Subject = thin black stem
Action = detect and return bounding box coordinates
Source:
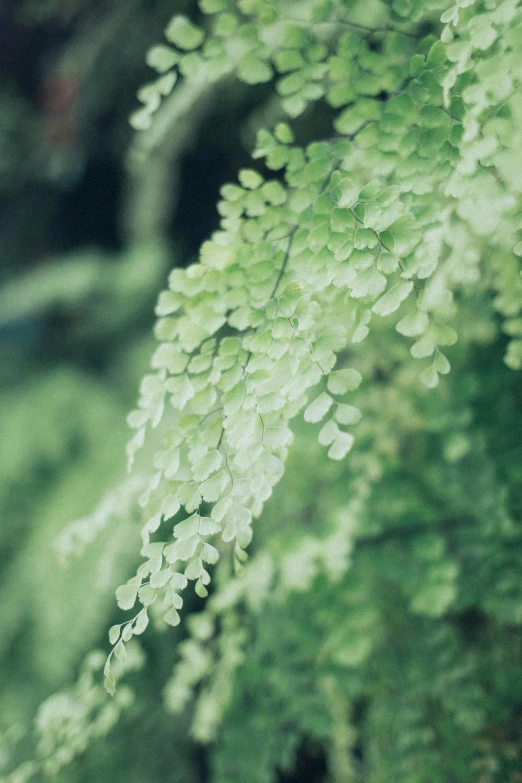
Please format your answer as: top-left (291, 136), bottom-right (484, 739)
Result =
top-left (348, 207), bottom-right (419, 298)
top-left (270, 226), bottom-right (298, 298)
top-left (282, 14), bottom-right (420, 40)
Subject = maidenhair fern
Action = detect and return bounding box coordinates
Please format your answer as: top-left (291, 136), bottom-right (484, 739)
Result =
top-left (3, 2), bottom-right (522, 782)
top-left (104, 0), bottom-right (522, 692)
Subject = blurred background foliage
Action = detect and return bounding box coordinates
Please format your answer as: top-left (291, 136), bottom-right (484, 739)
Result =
top-left (1, 1), bottom-right (522, 782)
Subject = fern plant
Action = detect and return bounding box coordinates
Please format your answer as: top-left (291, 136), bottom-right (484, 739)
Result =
top-left (2, 1), bottom-right (522, 781)
top-left (106, 0), bottom-right (522, 680)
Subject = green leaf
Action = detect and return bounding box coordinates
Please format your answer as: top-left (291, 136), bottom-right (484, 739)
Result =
top-left (211, 496), bottom-right (233, 524)
top-left (304, 392), bottom-right (333, 423)
top-left (254, 128), bottom-right (276, 156)
top-left (396, 309), bottom-right (429, 336)
top-left (411, 336), bottom-right (436, 358)
top-left (359, 180), bottom-right (381, 201)
top-left (137, 84), bottom-right (161, 109)
top-left (354, 228), bottom-right (378, 249)
top-left (223, 380), bottom-right (246, 415)
top-left (138, 584), bottom-right (156, 607)
top-left (378, 228), bottom-right (394, 251)
top-left (449, 96), bottom-right (465, 120)
top-left (236, 523), bottom-right (253, 548)
top-left (435, 351), bottom-right (451, 374)
top-left (318, 418), bottom-right (339, 446)
top-left (122, 623), bottom-right (134, 642)
top-left (170, 572), bottom-right (188, 590)
top-left (274, 49), bottom-right (306, 73)
top-left (334, 404), bottom-right (362, 425)
top-left (282, 24), bottom-right (308, 48)
top-left (376, 251), bottom-right (400, 274)
top-left (162, 495), bottom-right (181, 520)
top-left (261, 181), bottom-right (286, 205)
top-left (311, 0), bottom-right (334, 22)
top-left (164, 607), bottom-right (181, 626)
top-left (150, 569), bottom-right (171, 588)
top-left (375, 186), bottom-right (400, 206)
top-left (199, 516), bottom-right (222, 535)
top-left (193, 449), bottom-right (223, 482)
top-left (114, 640), bottom-right (127, 662)
top-left (165, 15), bottom-right (204, 50)
top-left (166, 535), bottom-right (200, 562)
top-left (142, 542), bottom-right (164, 573)
top-left (418, 283), bottom-right (453, 314)
top-left (195, 579), bottom-right (209, 598)
top-left (201, 543), bottom-right (220, 564)
top-left (104, 673), bottom-right (116, 697)
top-left (432, 323), bottom-right (458, 346)
top-left (133, 609), bottom-right (149, 635)
top-left (274, 122), bottom-right (294, 144)
top-left (238, 168), bottom-right (263, 189)
top-left (222, 519), bottom-right (238, 543)
top-left (327, 83), bottom-right (355, 108)
top-left (174, 514), bottom-right (201, 541)
top-left (409, 53), bottom-right (425, 77)
top-left (238, 52), bottom-right (273, 84)
top-left (249, 330), bottom-right (272, 353)
top-left (328, 431), bottom-right (355, 460)
top-left (116, 579), bottom-right (139, 611)
top-left (388, 215), bottom-right (419, 255)
top-left (277, 71), bottom-right (306, 96)
top-left (281, 94), bottom-right (307, 118)
top-left (263, 425), bottom-right (293, 448)
top-left (200, 470), bottom-right (229, 502)
top-left (330, 208), bottom-right (356, 233)
top-left (155, 72), bottom-right (177, 96)
top-left (334, 99), bottom-right (380, 135)
top-left (468, 15), bottom-right (497, 49)
top-left (179, 51), bottom-right (206, 79)
top-left (109, 625), bottom-right (120, 645)
top-left (266, 146), bottom-right (290, 176)
top-left (178, 481), bottom-right (201, 513)
top-left (156, 290), bottom-right (184, 316)
top-left (327, 369), bottom-right (362, 395)
top-left (167, 591), bottom-right (184, 610)
top-left (185, 557), bottom-right (204, 580)
top-left (417, 105), bottom-right (450, 129)
top-left (372, 281), bottom-right (414, 316)
top-left (313, 193), bottom-right (333, 215)
top-left (350, 266), bottom-right (386, 299)
top-left (505, 340), bottom-right (522, 370)
top-left (220, 183), bottom-right (244, 202)
top-left (308, 223), bottom-right (330, 251)
top-left (152, 344), bottom-right (189, 374)
top-left (337, 178), bottom-right (359, 208)
top-left (146, 45), bottom-right (179, 73)
top-left (426, 40), bottom-right (446, 66)
top-left (420, 362), bottom-right (439, 388)
top-left (385, 94), bottom-right (416, 121)
top-left (129, 107), bottom-right (153, 131)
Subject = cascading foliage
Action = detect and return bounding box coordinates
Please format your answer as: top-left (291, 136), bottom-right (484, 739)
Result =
top-left (105, 0), bottom-right (522, 689)
top-left (3, 1), bottom-right (522, 782)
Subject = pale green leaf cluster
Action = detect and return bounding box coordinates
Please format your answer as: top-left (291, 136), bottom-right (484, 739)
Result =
top-left (0, 648), bottom-right (142, 783)
top-left (101, 0), bottom-right (522, 690)
top-left (2, 2), bottom-right (522, 779)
